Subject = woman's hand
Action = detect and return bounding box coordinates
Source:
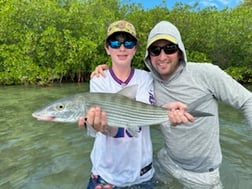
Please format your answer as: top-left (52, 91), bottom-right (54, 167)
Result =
top-left (78, 106), bottom-right (118, 136)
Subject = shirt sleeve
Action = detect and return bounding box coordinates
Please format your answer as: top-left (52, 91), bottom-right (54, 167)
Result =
top-left (204, 64), bottom-right (252, 128)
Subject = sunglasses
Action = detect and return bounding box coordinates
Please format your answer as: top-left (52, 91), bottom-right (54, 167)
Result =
top-left (108, 40), bottom-right (136, 49)
top-left (148, 44), bottom-right (179, 56)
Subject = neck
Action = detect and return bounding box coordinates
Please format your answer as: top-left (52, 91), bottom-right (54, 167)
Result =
top-left (111, 65), bottom-right (132, 81)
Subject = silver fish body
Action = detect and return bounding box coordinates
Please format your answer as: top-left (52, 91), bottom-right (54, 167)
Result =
top-left (32, 85), bottom-right (213, 128)
top-left (32, 91), bottom-right (169, 128)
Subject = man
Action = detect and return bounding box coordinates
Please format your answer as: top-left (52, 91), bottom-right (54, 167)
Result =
top-left (88, 20), bottom-right (252, 189)
top-left (143, 20), bottom-right (252, 189)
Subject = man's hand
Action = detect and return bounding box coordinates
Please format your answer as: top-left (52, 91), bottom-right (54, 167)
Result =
top-left (90, 64), bottom-right (109, 79)
top-left (162, 102), bottom-right (194, 126)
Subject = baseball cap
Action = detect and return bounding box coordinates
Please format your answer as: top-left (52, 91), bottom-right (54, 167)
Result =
top-left (147, 34), bottom-right (177, 48)
top-left (106, 20), bottom-right (137, 41)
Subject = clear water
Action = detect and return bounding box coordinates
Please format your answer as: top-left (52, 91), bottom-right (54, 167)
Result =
top-left (0, 83), bottom-right (251, 189)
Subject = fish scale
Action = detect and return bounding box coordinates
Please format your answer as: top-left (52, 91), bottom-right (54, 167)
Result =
top-left (83, 92), bottom-right (169, 127)
top-left (32, 85), bottom-right (213, 129)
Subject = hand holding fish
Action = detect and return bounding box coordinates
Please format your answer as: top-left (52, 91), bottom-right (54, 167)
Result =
top-left (78, 106), bottom-right (118, 136)
top-left (162, 102), bottom-right (195, 126)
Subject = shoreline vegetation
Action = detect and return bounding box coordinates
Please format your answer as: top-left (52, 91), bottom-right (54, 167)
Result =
top-left (0, 0), bottom-right (251, 86)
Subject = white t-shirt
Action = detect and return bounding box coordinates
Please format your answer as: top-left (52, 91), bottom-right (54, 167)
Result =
top-left (89, 68), bottom-right (155, 187)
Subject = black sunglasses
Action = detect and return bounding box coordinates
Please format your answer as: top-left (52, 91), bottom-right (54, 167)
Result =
top-left (108, 40), bottom-right (136, 49)
top-left (148, 44), bottom-right (179, 56)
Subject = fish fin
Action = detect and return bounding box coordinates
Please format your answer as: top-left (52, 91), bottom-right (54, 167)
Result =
top-left (187, 94), bottom-right (214, 117)
top-left (117, 85), bottom-right (138, 99)
top-left (86, 125), bottom-right (97, 137)
top-left (189, 110), bottom-right (214, 117)
top-left (187, 94), bottom-right (213, 112)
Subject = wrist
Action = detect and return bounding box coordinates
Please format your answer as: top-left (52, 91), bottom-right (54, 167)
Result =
top-left (102, 125), bottom-right (118, 137)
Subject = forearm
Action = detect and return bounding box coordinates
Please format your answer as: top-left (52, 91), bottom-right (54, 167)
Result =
top-left (241, 97), bottom-right (252, 128)
top-left (102, 125), bottom-right (118, 137)
top-left (86, 123), bottom-right (118, 137)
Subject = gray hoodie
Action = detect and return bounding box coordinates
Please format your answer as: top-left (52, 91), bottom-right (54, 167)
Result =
top-left (144, 21), bottom-right (252, 172)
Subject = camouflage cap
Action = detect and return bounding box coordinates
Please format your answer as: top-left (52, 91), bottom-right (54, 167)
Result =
top-left (106, 20), bottom-right (137, 40)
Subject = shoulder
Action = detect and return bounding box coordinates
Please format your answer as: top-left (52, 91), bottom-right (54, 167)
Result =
top-left (133, 69), bottom-right (153, 85)
top-left (91, 70), bottom-right (111, 82)
top-left (90, 70), bottom-right (112, 92)
top-left (184, 63), bottom-right (234, 90)
top-left (186, 62), bottom-right (224, 76)
top-left (131, 69), bottom-right (154, 103)
top-left (187, 62), bottom-right (219, 70)
top-left (134, 69), bottom-right (150, 74)
top-left (134, 69), bottom-right (152, 78)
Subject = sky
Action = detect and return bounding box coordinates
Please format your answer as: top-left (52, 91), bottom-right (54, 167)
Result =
top-left (125, 0), bottom-right (243, 10)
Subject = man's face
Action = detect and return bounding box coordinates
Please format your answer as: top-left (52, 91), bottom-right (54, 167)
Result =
top-left (149, 39), bottom-right (180, 80)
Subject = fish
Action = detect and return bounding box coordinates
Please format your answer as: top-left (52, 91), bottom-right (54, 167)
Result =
top-left (32, 85), bottom-right (213, 129)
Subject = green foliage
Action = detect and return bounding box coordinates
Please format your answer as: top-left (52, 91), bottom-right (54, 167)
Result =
top-left (186, 50), bottom-right (211, 63)
top-left (0, 0), bottom-right (251, 85)
top-left (225, 66), bottom-right (252, 84)
top-left (240, 0), bottom-right (252, 7)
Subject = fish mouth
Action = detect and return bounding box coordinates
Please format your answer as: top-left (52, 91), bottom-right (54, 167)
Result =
top-left (32, 113), bottom-right (56, 121)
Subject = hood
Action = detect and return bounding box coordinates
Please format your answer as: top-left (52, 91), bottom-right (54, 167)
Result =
top-left (144, 21), bottom-right (187, 81)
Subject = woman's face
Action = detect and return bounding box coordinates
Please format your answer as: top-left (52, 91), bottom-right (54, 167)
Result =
top-left (105, 34), bottom-right (137, 67)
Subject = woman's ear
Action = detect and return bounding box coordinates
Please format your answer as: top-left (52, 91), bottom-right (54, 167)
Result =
top-left (105, 45), bottom-right (110, 55)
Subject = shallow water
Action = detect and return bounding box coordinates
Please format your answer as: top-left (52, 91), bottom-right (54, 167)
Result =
top-left (0, 83), bottom-right (251, 189)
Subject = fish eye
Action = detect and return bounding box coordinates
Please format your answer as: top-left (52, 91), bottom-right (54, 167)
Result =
top-left (56, 104), bottom-right (65, 111)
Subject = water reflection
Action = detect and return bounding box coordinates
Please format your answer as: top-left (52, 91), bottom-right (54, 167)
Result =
top-left (0, 84), bottom-right (251, 189)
